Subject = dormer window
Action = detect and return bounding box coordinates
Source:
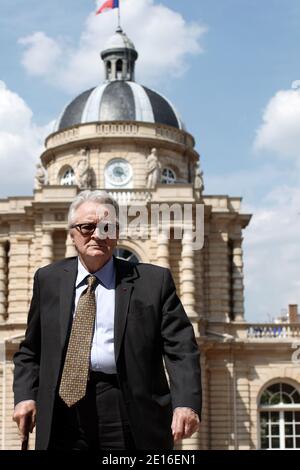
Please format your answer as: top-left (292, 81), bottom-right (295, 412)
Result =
top-left (161, 167), bottom-right (176, 184)
top-left (116, 59), bottom-right (123, 80)
top-left (60, 167), bottom-right (75, 186)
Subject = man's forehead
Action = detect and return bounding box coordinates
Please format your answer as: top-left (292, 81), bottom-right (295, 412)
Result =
top-left (76, 202), bottom-right (117, 220)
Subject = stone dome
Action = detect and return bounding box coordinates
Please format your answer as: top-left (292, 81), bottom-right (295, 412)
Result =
top-left (53, 28), bottom-right (185, 133)
top-left (53, 81), bottom-right (185, 132)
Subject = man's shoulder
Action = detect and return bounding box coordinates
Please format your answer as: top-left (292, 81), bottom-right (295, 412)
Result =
top-left (36, 257), bottom-right (77, 277)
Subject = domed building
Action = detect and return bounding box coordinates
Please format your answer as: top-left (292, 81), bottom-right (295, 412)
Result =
top-left (0, 29), bottom-right (299, 451)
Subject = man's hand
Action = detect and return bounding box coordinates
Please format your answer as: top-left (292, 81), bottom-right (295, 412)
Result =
top-left (171, 407), bottom-right (200, 442)
top-left (13, 400), bottom-right (36, 443)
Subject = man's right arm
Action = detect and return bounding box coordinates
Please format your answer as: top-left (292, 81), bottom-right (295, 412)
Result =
top-left (13, 270), bottom-right (41, 437)
top-left (12, 400), bottom-right (36, 442)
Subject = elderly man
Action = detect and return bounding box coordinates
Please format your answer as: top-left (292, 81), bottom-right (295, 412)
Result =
top-left (13, 190), bottom-right (201, 450)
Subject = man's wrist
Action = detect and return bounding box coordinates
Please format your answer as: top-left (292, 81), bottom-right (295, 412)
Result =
top-left (173, 406), bottom-right (199, 416)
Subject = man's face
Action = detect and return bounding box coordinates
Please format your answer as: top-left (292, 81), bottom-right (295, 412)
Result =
top-left (70, 201), bottom-right (118, 268)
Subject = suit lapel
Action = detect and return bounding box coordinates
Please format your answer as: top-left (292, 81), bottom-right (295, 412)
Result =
top-left (114, 257), bottom-right (137, 363)
top-left (59, 257), bottom-right (78, 349)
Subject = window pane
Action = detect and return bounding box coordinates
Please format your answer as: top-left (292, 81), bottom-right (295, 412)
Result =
top-left (261, 437), bottom-right (268, 449)
top-left (285, 437), bottom-right (294, 449)
top-left (260, 391), bottom-right (270, 405)
top-left (296, 438), bottom-right (300, 449)
top-left (270, 393), bottom-right (280, 405)
top-left (269, 384), bottom-right (280, 394)
top-left (282, 384), bottom-right (294, 395)
top-left (293, 391), bottom-right (300, 404)
top-left (260, 412), bottom-right (268, 421)
top-left (260, 418), bottom-right (268, 432)
top-left (271, 425), bottom-right (279, 435)
top-left (285, 411), bottom-right (293, 421)
top-left (296, 424), bottom-right (300, 434)
top-left (271, 438), bottom-right (280, 448)
top-left (295, 412), bottom-right (300, 421)
top-left (285, 424), bottom-right (293, 435)
top-left (282, 393), bottom-right (292, 404)
top-left (271, 412), bottom-right (279, 423)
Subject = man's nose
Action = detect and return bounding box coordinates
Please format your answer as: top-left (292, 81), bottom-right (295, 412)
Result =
top-left (91, 226), bottom-right (102, 239)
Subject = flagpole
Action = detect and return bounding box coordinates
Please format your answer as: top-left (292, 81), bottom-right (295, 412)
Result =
top-left (118, 0), bottom-right (121, 30)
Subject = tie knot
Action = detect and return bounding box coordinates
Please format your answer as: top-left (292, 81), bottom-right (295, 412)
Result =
top-left (87, 275), bottom-right (97, 288)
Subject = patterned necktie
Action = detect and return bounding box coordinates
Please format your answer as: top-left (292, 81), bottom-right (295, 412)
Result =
top-left (59, 274), bottom-right (97, 407)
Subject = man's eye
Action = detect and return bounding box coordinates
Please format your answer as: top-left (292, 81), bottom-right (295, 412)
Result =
top-left (82, 224), bottom-right (95, 231)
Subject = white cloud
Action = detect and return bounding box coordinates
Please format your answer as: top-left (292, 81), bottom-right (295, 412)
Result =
top-left (18, 0), bottom-right (207, 93)
top-left (19, 32), bottom-right (63, 77)
top-left (254, 88), bottom-right (300, 161)
top-left (243, 183), bottom-right (300, 322)
top-left (245, 86), bottom-right (300, 320)
top-left (205, 162), bottom-right (300, 322)
top-left (0, 81), bottom-right (52, 197)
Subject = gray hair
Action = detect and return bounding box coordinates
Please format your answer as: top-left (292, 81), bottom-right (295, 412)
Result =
top-left (67, 190), bottom-right (119, 228)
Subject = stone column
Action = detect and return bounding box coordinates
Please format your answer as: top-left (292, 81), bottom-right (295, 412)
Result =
top-left (41, 230), bottom-right (53, 266)
top-left (232, 238), bottom-right (245, 322)
top-left (7, 235), bottom-right (31, 322)
top-left (122, 59), bottom-right (128, 79)
top-left (0, 242), bottom-right (7, 319)
top-left (156, 229), bottom-right (170, 269)
top-left (111, 60), bottom-right (117, 80)
top-left (180, 227), bottom-right (198, 328)
top-left (195, 248), bottom-right (205, 322)
top-left (65, 232), bottom-right (77, 258)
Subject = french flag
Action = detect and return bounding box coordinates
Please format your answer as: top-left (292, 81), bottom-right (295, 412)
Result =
top-left (96, 0), bottom-right (119, 15)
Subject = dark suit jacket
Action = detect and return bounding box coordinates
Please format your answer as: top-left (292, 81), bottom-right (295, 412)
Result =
top-left (13, 256), bottom-right (202, 450)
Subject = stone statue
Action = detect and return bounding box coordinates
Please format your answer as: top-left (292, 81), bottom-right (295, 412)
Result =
top-left (146, 148), bottom-right (161, 189)
top-left (76, 148), bottom-right (92, 189)
top-left (194, 164), bottom-right (204, 195)
top-left (34, 163), bottom-right (47, 189)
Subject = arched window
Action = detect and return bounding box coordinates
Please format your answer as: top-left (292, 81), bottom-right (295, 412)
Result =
top-left (114, 248), bottom-right (139, 264)
top-left (259, 382), bottom-right (300, 449)
top-left (161, 167), bottom-right (176, 184)
top-left (106, 60), bottom-right (112, 80)
top-left (60, 167), bottom-right (75, 186)
top-left (116, 59), bottom-right (123, 80)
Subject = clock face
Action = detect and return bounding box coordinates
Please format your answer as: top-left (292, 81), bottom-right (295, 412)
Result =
top-left (105, 159), bottom-right (132, 187)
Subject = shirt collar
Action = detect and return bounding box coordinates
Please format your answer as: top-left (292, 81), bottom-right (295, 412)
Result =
top-left (76, 256), bottom-right (115, 289)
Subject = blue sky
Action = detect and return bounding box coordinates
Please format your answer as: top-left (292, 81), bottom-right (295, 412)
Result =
top-left (1, 0), bottom-right (300, 322)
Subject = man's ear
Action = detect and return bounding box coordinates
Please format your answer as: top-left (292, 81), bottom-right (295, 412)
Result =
top-left (69, 230), bottom-right (75, 243)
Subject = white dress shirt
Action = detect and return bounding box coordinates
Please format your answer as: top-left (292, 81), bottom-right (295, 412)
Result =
top-left (74, 257), bottom-right (116, 374)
